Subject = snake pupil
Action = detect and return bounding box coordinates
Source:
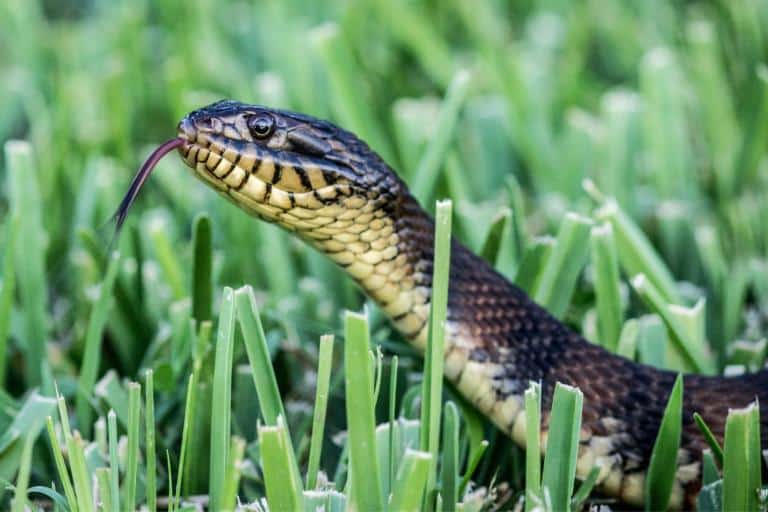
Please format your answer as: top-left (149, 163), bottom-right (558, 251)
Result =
top-left (248, 114), bottom-right (275, 139)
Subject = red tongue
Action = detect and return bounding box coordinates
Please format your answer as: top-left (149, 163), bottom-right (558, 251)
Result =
top-left (113, 138), bottom-right (186, 231)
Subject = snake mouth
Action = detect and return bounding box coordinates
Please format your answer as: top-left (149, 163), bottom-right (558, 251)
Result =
top-left (176, 130), bottom-right (357, 218)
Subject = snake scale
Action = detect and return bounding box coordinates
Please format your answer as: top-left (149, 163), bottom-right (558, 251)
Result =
top-left (128, 100), bottom-right (767, 508)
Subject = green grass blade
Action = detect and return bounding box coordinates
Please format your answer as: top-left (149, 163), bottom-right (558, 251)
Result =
top-left (631, 274), bottom-right (710, 373)
top-left (107, 410), bottom-right (120, 512)
top-left (193, 320), bottom-right (213, 369)
top-left (191, 213), bottom-right (213, 323)
top-left (419, 199), bottom-right (452, 497)
top-left (702, 449), bottom-right (719, 486)
top-left (344, 310), bottom-right (383, 511)
top-left (479, 208), bottom-right (511, 266)
top-left (208, 287), bottom-right (236, 512)
top-left (722, 402), bottom-right (762, 512)
top-left (616, 319), bottom-right (639, 360)
top-left (697, 480), bottom-right (723, 512)
top-left (514, 236), bottom-right (555, 294)
top-left (374, 417), bottom-right (421, 502)
top-left (728, 339), bottom-right (768, 372)
top-left (95, 416), bottom-right (106, 454)
top-left (5, 140), bottom-right (49, 388)
top-left (303, 489), bottom-right (347, 512)
top-left (183, 376), bottom-right (211, 495)
top-left (308, 23), bottom-right (394, 164)
top-left (234, 285), bottom-right (286, 426)
top-left (76, 250), bottom-right (121, 438)
top-left (392, 97), bottom-right (439, 174)
top-left (55, 391), bottom-right (72, 438)
top-left (259, 418), bottom-right (305, 512)
top-left (388, 355), bottom-right (399, 496)
top-left (123, 382), bottom-right (141, 511)
top-left (0, 216), bottom-right (17, 387)
top-left (26, 486), bottom-right (70, 512)
top-left (96, 467), bottom-right (112, 512)
top-left (46, 416), bottom-right (77, 511)
top-left (145, 369), bottom-right (157, 512)
top-left (68, 431), bottom-right (95, 512)
top-left (410, 71), bottom-right (472, 203)
top-left (644, 374), bottom-right (683, 511)
top-left (571, 465), bottom-right (601, 511)
top-left (441, 401), bottom-right (460, 511)
top-left (596, 199), bottom-right (680, 304)
top-left (369, 0), bottom-right (456, 87)
top-left (11, 432), bottom-right (35, 512)
top-left (667, 300), bottom-right (706, 364)
top-left (541, 383), bottom-right (583, 512)
top-left (258, 224), bottom-right (297, 299)
top-left (532, 213), bottom-right (593, 318)
top-left (0, 392), bottom-right (55, 482)
top-left (721, 263), bottom-right (750, 355)
top-left (686, 20), bottom-right (739, 197)
top-left (221, 436), bottom-right (246, 511)
top-left (590, 222), bottom-right (623, 350)
top-left (693, 412), bottom-right (724, 468)
top-left (694, 224), bottom-right (727, 288)
top-left (388, 449), bottom-right (432, 512)
top-left (306, 334), bottom-right (334, 490)
top-left (524, 381), bottom-right (541, 512)
top-left (148, 217), bottom-right (186, 301)
top-left (232, 364), bottom-right (259, 449)
top-left (372, 347), bottom-right (384, 410)
top-left (76, 229), bottom-right (141, 370)
top-left (459, 439), bottom-right (488, 496)
top-left (639, 48), bottom-right (693, 200)
top-left (636, 314), bottom-right (668, 368)
top-left (165, 451), bottom-right (174, 512)
top-left (175, 373), bottom-right (197, 511)
top-left (95, 372), bottom-right (130, 427)
top-left (735, 65), bottom-right (768, 190)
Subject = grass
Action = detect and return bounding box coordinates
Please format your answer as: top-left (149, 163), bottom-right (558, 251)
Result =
top-left (1, 0), bottom-right (768, 510)
top-left (645, 374), bottom-right (684, 511)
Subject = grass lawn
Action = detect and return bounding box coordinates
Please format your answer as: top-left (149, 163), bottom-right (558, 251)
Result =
top-left (1, 0), bottom-right (767, 510)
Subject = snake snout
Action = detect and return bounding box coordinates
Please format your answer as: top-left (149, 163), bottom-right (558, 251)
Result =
top-left (176, 116), bottom-right (196, 142)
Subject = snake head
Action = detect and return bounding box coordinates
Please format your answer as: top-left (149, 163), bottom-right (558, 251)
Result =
top-left (176, 100), bottom-right (403, 226)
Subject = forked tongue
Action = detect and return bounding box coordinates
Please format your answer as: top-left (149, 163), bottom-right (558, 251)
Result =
top-left (113, 138), bottom-right (185, 231)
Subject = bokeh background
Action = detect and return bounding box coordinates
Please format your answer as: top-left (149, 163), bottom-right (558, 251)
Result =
top-left (1, 0), bottom-right (767, 507)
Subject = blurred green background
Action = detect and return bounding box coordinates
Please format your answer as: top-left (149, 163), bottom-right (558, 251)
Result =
top-left (1, 0), bottom-right (767, 507)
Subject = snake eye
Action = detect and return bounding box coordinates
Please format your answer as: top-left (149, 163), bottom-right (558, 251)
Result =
top-left (247, 114), bottom-right (275, 139)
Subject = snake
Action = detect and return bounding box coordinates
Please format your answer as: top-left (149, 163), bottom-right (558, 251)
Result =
top-left (119, 100), bottom-right (767, 508)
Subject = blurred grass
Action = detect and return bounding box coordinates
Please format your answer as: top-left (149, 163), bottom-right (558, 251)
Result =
top-left (1, 0), bottom-right (768, 509)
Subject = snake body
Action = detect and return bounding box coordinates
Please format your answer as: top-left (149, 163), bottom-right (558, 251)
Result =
top-left (173, 100), bottom-right (767, 508)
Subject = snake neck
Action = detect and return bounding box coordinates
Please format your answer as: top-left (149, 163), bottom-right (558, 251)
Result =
top-left (302, 191), bottom-right (437, 345)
